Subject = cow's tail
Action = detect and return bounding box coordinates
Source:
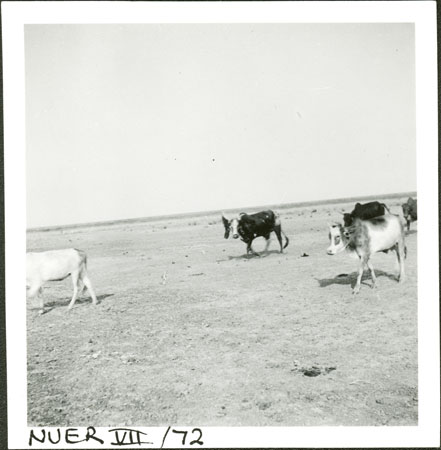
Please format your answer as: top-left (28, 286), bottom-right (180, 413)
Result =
top-left (382, 203), bottom-right (391, 214)
top-left (274, 212), bottom-right (289, 249)
top-left (282, 231), bottom-right (289, 249)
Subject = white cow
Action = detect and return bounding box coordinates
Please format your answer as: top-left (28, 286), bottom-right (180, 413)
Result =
top-left (327, 214), bottom-right (406, 294)
top-left (26, 248), bottom-right (97, 313)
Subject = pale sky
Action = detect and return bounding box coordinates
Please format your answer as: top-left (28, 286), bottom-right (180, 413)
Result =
top-left (25, 23), bottom-right (415, 228)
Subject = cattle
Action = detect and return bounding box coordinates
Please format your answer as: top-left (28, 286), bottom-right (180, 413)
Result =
top-left (222, 210), bottom-right (289, 256)
top-left (26, 248), bottom-right (97, 314)
top-left (402, 197), bottom-right (417, 231)
top-left (343, 201), bottom-right (390, 227)
top-left (327, 214), bottom-right (406, 294)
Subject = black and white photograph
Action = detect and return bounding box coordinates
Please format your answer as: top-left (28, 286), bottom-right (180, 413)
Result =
top-left (2, 1), bottom-right (439, 448)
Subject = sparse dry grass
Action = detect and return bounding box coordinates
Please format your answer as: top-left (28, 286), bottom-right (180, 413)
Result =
top-left (27, 198), bottom-right (417, 426)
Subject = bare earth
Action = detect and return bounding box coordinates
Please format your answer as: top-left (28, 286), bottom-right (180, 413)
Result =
top-left (27, 196), bottom-right (417, 426)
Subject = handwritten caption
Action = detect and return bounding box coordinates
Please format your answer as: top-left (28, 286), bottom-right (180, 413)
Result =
top-left (29, 426), bottom-right (204, 447)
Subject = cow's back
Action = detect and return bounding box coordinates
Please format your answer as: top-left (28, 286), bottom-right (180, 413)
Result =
top-left (245, 210), bottom-right (276, 230)
top-left (351, 201), bottom-right (386, 221)
top-left (407, 197), bottom-right (417, 207)
top-left (26, 249), bottom-right (82, 282)
top-left (361, 215), bottom-right (404, 253)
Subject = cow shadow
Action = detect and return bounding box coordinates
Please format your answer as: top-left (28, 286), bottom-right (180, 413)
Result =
top-left (317, 270), bottom-right (399, 289)
top-left (42, 293), bottom-right (115, 312)
top-left (226, 249), bottom-right (283, 261)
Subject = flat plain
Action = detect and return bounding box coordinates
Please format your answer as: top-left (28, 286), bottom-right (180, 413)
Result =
top-left (26, 196), bottom-right (418, 426)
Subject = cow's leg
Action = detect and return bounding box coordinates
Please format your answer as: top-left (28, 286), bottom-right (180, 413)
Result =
top-left (77, 278), bottom-right (85, 296)
top-left (406, 219), bottom-right (411, 231)
top-left (353, 255), bottom-right (367, 295)
top-left (27, 283), bottom-right (40, 300)
top-left (67, 270), bottom-right (80, 310)
top-left (28, 283), bottom-right (44, 314)
top-left (273, 226), bottom-right (284, 253)
top-left (37, 288), bottom-right (45, 314)
top-left (366, 260), bottom-right (377, 289)
top-left (81, 270), bottom-right (98, 305)
top-left (263, 233), bottom-right (271, 253)
top-left (246, 239), bottom-right (259, 256)
top-left (396, 240), bottom-right (406, 283)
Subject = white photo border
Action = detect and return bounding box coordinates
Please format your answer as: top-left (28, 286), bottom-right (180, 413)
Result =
top-left (2, 1), bottom-right (439, 448)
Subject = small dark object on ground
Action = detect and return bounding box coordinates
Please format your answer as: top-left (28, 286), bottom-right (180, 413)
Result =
top-left (301, 253), bottom-right (309, 257)
top-left (303, 367), bottom-right (321, 377)
top-left (292, 364), bottom-right (336, 377)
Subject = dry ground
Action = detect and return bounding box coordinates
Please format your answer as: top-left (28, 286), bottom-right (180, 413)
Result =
top-left (27, 197), bottom-right (418, 426)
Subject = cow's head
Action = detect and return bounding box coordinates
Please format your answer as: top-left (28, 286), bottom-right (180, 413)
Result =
top-left (402, 204), bottom-right (410, 218)
top-left (327, 224), bottom-right (349, 255)
top-left (222, 214), bottom-right (240, 239)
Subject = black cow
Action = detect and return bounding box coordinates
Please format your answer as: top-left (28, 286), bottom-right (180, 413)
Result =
top-left (222, 210), bottom-right (289, 256)
top-left (402, 197), bottom-right (417, 231)
top-left (343, 201), bottom-right (390, 227)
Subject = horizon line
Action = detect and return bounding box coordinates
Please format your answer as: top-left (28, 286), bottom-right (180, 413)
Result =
top-left (27, 191), bottom-right (416, 233)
